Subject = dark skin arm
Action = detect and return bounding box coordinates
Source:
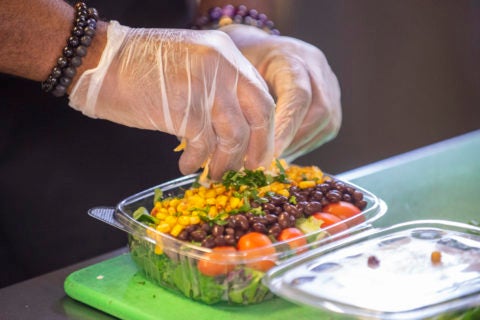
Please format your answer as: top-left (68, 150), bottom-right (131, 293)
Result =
top-left (0, 0), bottom-right (107, 90)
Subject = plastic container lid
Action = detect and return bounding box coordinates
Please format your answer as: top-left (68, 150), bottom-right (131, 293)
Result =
top-left (263, 220), bottom-right (480, 319)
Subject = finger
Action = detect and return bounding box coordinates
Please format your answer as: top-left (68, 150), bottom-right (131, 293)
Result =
top-left (208, 94), bottom-right (250, 180)
top-left (178, 126), bottom-right (216, 175)
top-left (281, 66), bottom-right (342, 161)
top-left (261, 55), bottom-right (312, 158)
top-left (236, 76), bottom-right (276, 170)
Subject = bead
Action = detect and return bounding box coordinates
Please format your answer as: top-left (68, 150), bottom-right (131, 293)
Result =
top-left (74, 2), bottom-right (87, 10)
top-left (218, 16), bottom-right (233, 27)
top-left (248, 9), bottom-right (259, 19)
top-left (70, 56), bottom-right (82, 67)
top-left (87, 7), bottom-right (99, 20)
top-left (68, 35), bottom-right (80, 47)
top-left (51, 84), bottom-right (67, 97)
top-left (57, 56), bottom-right (68, 68)
top-left (209, 7), bottom-right (222, 20)
top-left (80, 35), bottom-right (92, 46)
top-left (63, 66), bottom-right (77, 78)
top-left (76, 19), bottom-right (88, 28)
top-left (86, 18), bottom-right (96, 29)
top-left (51, 66), bottom-right (62, 78)
top-left (40, 3), bottom-right (99, 96)
top-left (84, 26), bottom-right (96, 37)
top-left (222, 5), bottom-right (235, 17)
top-left (75, 45), bottom-right (87, 57)
top-left (59, 76), bottom-right (72, 87)
top-left (63, 46), bottom-right (74, 58)
top-left (72, 26), bottom-right (84, 37)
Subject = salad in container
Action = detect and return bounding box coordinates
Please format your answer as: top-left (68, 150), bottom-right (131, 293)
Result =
top-left (89, 160), bottom-right (387, 305)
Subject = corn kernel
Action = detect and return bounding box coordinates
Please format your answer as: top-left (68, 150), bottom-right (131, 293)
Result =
top-left (154, 244), bottom-right (163, 254)
top-left (170, 224), bottom-right (184, 237)
top-left (299, 180), bottom-right (316, 189)
top-left (229, 197), bottom-right (241, 209)
top-left (165, 216), bottom-right (177, 226)
top-left (190, 216), bottom-right (200, 225)
top-left (208, 206), bottom-right (218, 218)
top-left (156, 222), bottom-right (171, 233)
top-left (214, 185), bottom-right (226, 195)
top-left (216, 195), bottom-right (228, 208)
top-left (178, 215), bottom-right (191, 226)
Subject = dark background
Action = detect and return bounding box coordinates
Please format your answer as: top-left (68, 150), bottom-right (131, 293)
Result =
top-left (1, 0), bottom-right (479, 288)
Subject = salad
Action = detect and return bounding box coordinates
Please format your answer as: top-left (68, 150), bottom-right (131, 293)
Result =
top-left (128, 160), bottom-right (371, 304)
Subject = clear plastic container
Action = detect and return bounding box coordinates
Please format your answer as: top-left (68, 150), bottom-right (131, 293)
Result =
top-left (263, 220), bottom-right (480, 319)
top-left (89, 173), bottom-right (387, 305)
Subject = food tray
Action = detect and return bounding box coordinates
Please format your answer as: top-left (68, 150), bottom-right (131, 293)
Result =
top-left (89, 171), bottom-right (387, 305)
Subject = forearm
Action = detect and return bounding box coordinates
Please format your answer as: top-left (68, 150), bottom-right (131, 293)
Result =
top-left (0, 0), bottom-right (106, 87)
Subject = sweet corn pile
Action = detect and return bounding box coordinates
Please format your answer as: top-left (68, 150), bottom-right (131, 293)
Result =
top-left (148, 161), bottom-right (327, 239)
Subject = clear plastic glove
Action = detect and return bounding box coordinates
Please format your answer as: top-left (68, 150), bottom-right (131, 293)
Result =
top-left (69, 21), bottom-right (275, 180)
top-left (221, 24), bottom-right (342, 162)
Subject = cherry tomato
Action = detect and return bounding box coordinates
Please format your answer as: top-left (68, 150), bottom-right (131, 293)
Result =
top-left (237, 232), bottom-right (276, 271)
top-left (197, 246), bottom-right (237, 277)
top-left (277, 227), bottom-right (307, 253)
top-left (322, 201), bottom-right (364, 227)
top-left (312, 212), bottom-right (349, 235)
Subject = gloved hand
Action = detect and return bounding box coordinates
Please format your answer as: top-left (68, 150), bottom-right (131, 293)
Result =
top-left (69, 21), bottom-right (275, 180)
top-left (221, 24), bottom-right (342, 162)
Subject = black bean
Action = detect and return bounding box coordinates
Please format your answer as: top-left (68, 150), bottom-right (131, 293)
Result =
top-left (263, 202), bottom-right (276, 212)
top-left (200, 222), bottom-right (211, 233)
top-left (190, 229), bottom-right (207, 242)
top-left (184, 225), bottom-right (197, 233)
top-left (342, 193), bottom-right (352, 202)
top-left (283, 203), bottom-right (301, 217)
top-left (278, 212), bottom-right (291, 228)
top-left (289, 186), bottom-right (300, 194)
top-left (225, 227), bottom-right (235, 235)
top-left (304, 201), bottom-right (323, 215)
top-left (333, 181), bottom-right (346, 192)
top-left (214, 235), bottom-right (227, 246)
top-left (268, 223), bottom-right (282, 238)
top-left (212, 225), bottom-right (224, 237)
top-left (287, 214), bottom-right (296, 227)
top-left (353, 191), bottom-right (364, 201)
top-left (250, 201), bottom-right (260, 208)
top-left (270, 195), bottom-right (288, 206)
top-left (295, 201), bottom-right (308, 212)
top-left (177, 230), bottom-right (190, 241)
top-left (326, 190), bottom-right (342, 202)
top-left (235, 229), bottom-right (246, 240)
top-left (265, 214), bottom-right (278, 224)
top-left (252, 222), bottom-right (268, 234)
top-left (318, 183), bottom-right (331, 193)
top-left (233, 214), bottom-right (249, 230)
top-left (346, 187), bottom-right (355, 194)
top-left (225, 234), bottom-right (236, 246)
top-left (252, 216), bottom-right (268, 225)
top-left (310, 190), bottom-right (324, 202)
top-left (355, 200), bottom-right (367, 210)
top-left (202, 237), bottom-right (216, 248)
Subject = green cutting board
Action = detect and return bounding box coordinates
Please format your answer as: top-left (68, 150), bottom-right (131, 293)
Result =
top-left (65, 130), bottom-right (480, 320)
top-left (64, 253), bottom-right (355, 320)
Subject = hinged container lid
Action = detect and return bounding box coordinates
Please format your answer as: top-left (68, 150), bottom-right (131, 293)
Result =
top-left (263, 220), bottom-right (480, 319)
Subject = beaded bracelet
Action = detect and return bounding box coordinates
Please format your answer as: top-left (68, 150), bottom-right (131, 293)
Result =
top-left (192, 4), bottom-right (280, 35)
top-left (41, 1), bottom-right (99, 97)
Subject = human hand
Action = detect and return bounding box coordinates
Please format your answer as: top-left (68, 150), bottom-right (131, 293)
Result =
top-left (69, 21), bottom-right (275, 180)
top-left (221, 24), bottom-right (342, 162)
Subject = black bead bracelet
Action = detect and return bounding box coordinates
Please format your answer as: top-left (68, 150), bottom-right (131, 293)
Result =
top-left (41, 1), bottom-right (99, 97)
top-left (191, 4), bottom-right (280, 35)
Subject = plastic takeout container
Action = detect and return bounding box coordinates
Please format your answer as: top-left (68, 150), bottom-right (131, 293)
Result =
top-left (263, 219), bottom-right (480, 319)
top-left (89, 172), bottom-right (387, 305)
